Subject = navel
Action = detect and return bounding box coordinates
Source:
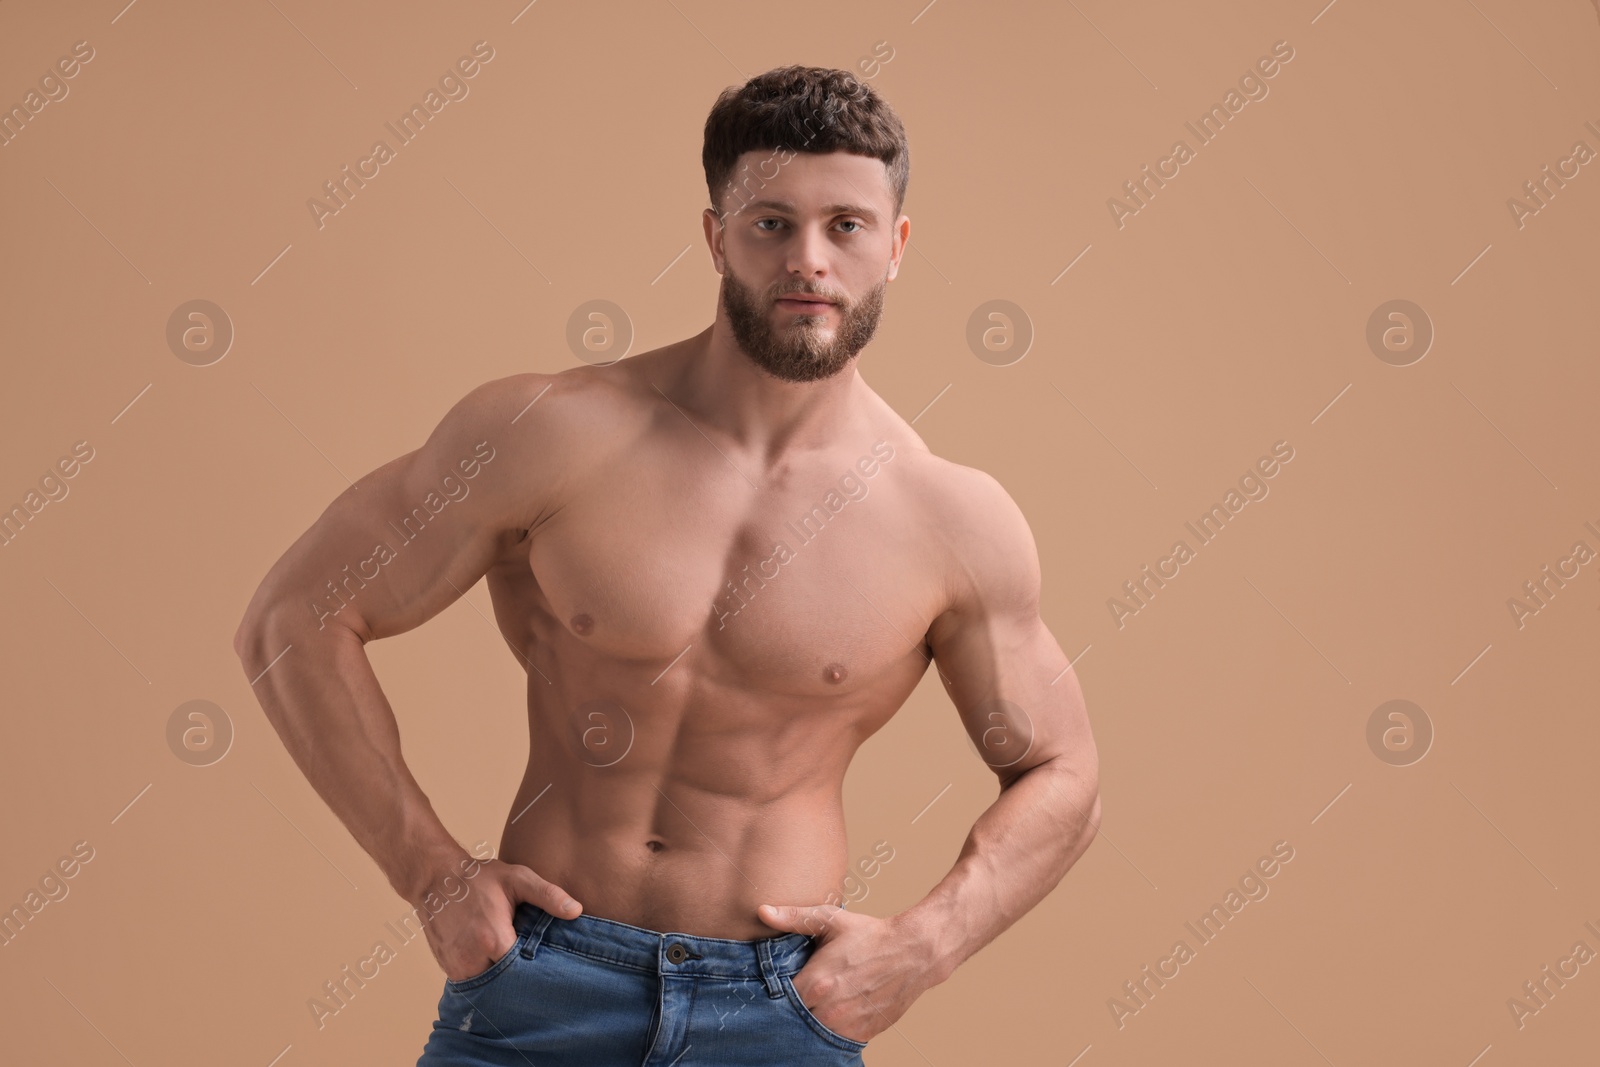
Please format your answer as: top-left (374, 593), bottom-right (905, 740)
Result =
top-left (823, 662), bottom-right (848, 685)
top-left (644, 839), bottom-right (665, 853)
top-left (571, 612), bottom-right (594, 636)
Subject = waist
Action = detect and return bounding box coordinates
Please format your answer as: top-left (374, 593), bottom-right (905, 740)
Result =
top-left (500, 805), bottom-right (852, 938)
top-left (510, 898), bottom-right (848, 978)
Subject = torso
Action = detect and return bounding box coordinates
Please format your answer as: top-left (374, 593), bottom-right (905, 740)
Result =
top-left (480, 345), bottom-right (956, 938)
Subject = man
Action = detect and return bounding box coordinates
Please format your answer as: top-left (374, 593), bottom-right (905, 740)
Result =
top-left (235, 65), bottom-right (1099, 1065)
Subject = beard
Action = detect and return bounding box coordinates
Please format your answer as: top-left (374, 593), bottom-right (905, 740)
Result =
top-left (719, 262), bottom-right (886, 383)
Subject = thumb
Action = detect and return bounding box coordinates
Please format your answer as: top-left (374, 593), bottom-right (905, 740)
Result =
top-left (506, 864), bottom-right (582, 919)
top-left (757, 903), bottom-right (839, 937)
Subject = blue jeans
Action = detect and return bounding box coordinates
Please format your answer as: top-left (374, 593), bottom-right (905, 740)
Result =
top-left (415, 901), bottom-right (870, 1065)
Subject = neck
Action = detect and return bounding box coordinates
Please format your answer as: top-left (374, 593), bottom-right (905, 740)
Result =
top-left (663, 320), bottom-right (862, 461)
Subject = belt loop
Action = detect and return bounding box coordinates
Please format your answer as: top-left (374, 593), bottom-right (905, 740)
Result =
top-left (520, 904), bottom-right (556, 959)
top-left (756, 937), bottom-right (785, 998)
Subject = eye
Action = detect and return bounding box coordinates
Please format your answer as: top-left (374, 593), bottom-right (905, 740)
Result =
top-left (836, 220), bottom-right (864, 233)
top-left (755, 218), bottom-right (784, 232)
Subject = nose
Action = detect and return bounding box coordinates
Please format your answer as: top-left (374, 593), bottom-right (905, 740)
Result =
top-left (784, 222), bottom-right (830, 285)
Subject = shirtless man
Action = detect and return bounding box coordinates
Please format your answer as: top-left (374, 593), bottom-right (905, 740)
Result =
top-left (234, 65), bottom-right (1099, 1065)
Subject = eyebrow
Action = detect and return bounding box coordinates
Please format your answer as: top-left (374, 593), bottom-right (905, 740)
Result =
top-left (742, 198), bottom-right (880, 222)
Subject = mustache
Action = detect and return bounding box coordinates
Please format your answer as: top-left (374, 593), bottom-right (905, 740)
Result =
top-left (772, 287), bottom-right (843, 304)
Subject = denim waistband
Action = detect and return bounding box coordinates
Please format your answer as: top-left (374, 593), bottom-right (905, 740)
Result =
top-left (513, 900), bottom-right (826, 980)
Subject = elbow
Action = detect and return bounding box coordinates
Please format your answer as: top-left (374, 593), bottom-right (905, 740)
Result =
top-left (1035, 753), bottom-right (1100, 845)
top-left (231, 616), bottom-right (253, 661)
top-left (233, 582), bottom-right (280, 662)
top-left (233, 618), bottom-right (271, 685)
top-left (233, 600), bottom-right (274, 662)
top-left (233, 601), bottom-right (297, 676)
top-left (1082, 753), bottom-right (1102, 839)
top-left (1069, 754), bottom-right (1102, 845)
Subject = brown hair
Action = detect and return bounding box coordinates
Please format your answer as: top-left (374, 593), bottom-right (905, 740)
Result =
top-left (702, 65), bottom-right (909, 221)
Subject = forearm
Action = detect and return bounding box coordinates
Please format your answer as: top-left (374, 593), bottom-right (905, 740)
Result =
top-left (236, 610), bottom-right (467, 905)
top-left (897, 756), bottom-right (1099, 983)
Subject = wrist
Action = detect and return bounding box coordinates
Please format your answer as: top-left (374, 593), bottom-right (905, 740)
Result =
top-left (394, 842), bottom-right (477, 907)
top-left (893, 898), bottom-right (967, 986)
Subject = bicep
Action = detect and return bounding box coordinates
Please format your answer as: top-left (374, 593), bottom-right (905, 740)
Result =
top-left (237, 374), bottom-right (552, 645)
top-left (931, 603), bottom-right (1093, 787)
top-left (926, 475), bottom-right (1096, 787)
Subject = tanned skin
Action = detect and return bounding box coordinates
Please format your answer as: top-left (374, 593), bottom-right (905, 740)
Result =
top-left (234, 148), bottom-right (1099, 1045)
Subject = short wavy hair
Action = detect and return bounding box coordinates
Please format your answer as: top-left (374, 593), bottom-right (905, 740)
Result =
top-left (702, 65), bottom-right (909, 221)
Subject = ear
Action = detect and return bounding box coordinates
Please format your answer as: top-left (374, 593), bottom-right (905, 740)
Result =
top-left (702, 207), bottom-right (726, 275)
top-left (886, 213), bottom-right (910, 282)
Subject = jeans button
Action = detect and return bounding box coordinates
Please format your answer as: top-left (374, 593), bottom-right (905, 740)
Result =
top-left (666, 943), bottom-right (688, 964)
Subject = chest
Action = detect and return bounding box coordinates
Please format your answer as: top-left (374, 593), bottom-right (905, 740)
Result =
top-left (523, 447), bottom-right (939, 696)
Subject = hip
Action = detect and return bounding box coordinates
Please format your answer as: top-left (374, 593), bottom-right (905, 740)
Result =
top-left (416, 899), bottom-right (868, 1066)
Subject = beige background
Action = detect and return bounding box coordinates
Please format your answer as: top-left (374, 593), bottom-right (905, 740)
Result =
top-left (3, 0), bottom-right (1598, 1063)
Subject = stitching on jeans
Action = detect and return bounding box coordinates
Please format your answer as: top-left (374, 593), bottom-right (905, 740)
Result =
top-left (577, 911), bottom-right (815, 949)
top-left (638, 969), bottom-right (667, 1063)
top-left (540, 941), bottom-right (793, 982)
top-left (538, 941), bottom-right (658, 974)
top-left (781, 974), bottom-right (869, 1051)
top-left (521, 909), bottom-right (551, 959)
top-left (446, 924), bottom-right (533, 991)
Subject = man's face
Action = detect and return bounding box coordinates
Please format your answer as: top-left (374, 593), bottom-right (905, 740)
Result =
top-left (704, 150), bottom-right (908, 383)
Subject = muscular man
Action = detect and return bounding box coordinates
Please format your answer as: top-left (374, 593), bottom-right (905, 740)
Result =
top-left (235, 65), bottom-right (1099, 1065)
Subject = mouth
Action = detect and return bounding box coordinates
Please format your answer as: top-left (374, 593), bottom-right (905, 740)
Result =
top-left (774, 295), bottom-right (836, 312)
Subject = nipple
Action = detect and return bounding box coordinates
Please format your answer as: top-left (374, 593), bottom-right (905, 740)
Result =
top-left (571, 613), bottom-right (594, 636)
top-left (823, 663), bottom-right (848, 685)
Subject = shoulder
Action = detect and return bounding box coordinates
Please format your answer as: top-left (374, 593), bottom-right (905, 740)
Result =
top-left (445, 365), bottom-right (652, 467)
top-left (447, 365), bottom-right (636, 436)
top-left (420, 366), bottom-right (651, 529)
top-left (850, 384), bottom-right (1041, 612)
top-left (897, 449), bottom-right (1042, 622)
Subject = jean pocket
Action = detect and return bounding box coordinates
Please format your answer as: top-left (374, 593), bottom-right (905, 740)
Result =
top-left (444, 921), bottom-right (532, 993)
top-left (780, 973), bottom-right (869, 1052)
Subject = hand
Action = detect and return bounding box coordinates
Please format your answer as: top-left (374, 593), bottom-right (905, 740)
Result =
top-left (756, 902), bottom-right (938, 1045)
top-left (416, 858), bottom-right (583, 982)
